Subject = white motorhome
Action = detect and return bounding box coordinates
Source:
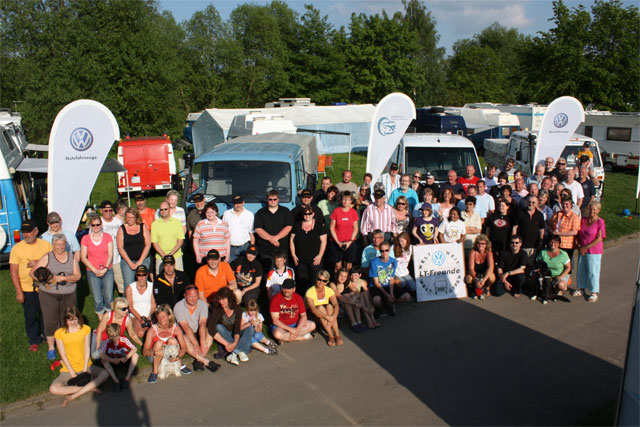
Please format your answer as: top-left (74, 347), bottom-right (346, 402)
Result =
top-left (226, 112), bottom-right (296, 140)
top-left (387, 133), bottom-right (482, 184)
top-left (465, 103), bottom-right (547, 131)
top-left (577, 111), bottom-right (640, 170)
top-left (457, 106), bottom-right (520, 153)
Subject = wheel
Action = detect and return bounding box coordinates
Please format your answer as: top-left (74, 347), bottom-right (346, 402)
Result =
top-left (0, 227), bottom-right (7, 252)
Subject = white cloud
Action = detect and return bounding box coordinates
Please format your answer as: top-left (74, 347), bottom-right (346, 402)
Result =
top-left (429, 0), bottom-right (534, 34)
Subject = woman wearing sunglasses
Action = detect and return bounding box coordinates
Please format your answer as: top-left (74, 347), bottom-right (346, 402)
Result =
top-left (91, 297), bottom-right (141, 360)
top-left (80, 215), bottom-right (114, 321)
top-left (305, 270), bottom-right (342, 346)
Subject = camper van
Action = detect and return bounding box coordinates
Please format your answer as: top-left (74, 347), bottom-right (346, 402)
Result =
top-left (226, 113), bottom-right (297, 140)
top-left (577, 111), bottom-right (640, 171)
top-left (387, 133), bottom-right (482, 184)
top-left (184, 133), bottom-right (318, 214)
top-left (465, 103), bottom-right (547, 132)
top-left (458, 106), bottom-right (520, 153)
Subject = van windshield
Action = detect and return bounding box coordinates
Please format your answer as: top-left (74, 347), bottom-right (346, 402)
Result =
top-left (191, 161), bottom-right (292, 203)
top-left (560, 145), bottom-right (601, 168)
top-left (405, 147), bottom-right (481, 182)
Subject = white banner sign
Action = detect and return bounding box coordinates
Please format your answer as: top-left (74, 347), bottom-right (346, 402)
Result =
top-left (366, 93), bottom-right (416, 183)
top-left (48, 100), bottom-right (119, 232)
top-left (533, 96), bottom-right (585, 169)
top-left (413, 243), bottom-right (467, 302)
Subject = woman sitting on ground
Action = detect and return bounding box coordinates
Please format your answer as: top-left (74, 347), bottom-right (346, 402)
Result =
top-left (125, 265), bottom-right (156, 338)
top-left (464, 234), bottom-right (496, 299)
top-left (208, 287), bottom-right (253, 366)
top-left (329, 268), bottom-right (365, 333)
top-left (305, 270), bottom-right (342, 346)
top-left (92, 297), bottom-right (142, 360)
top-left (143, 304), bottom-right (191, 383)
top-left (348, 267), bottom-right (379, 329)
top-left (536, 235), bottom-right (571, 296)
top-left (50, 306), bottom-right (108, 407)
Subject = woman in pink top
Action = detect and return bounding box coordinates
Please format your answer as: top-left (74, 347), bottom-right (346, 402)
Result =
top-left (576, 201), bottom-right (606, 302)
top-left (193, 202), bottom-right (230, 264)
top-left (80, 215), bottom-right (114, 319)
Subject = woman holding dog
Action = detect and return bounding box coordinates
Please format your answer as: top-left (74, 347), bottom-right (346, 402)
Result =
top-left (31, 233), bottom-right (81, 361)
top-left (536, 235), bottom-right (572, 295)
top-left (576, 201), bottom-right (606, 302)
top-left (143, 304), bottom-right (191, 383)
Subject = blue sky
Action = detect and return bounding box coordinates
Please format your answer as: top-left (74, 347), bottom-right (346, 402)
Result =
top-left (159, 0), bottom-right (635, 55)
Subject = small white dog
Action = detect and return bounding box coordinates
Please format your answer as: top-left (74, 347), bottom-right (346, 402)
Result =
top-left (158, 344), bottom-right (181, 379)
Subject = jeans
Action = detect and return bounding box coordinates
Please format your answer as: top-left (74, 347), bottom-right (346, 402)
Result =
top-left (121, 257), bottom-right (151, 291)
top-left (251, 331), bottom-right (265, 345)
top-left (215, 324), bottom-right (252, 355)
top-left (228, 242), bottom-right (249, 264)
top-left (493, 273), bottom-right (526, 296)
top-left (22, 291), bottom-right (43, 345)
top-left (577, 254), bottom-right (601, 293)
top-left (397, 275), bottom-right (416, 292)
top-left (87, 268), bottom-right (115, 315)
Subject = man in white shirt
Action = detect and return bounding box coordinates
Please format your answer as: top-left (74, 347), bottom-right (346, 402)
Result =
top-left (562, 168), bottom-right (584, 207)
top-left (101, 200), bottom-right (124, 294)
top-left (379, 163), bottom-right (400, 197)
top-left (473, 181), bottom-right (495, 223)
top-left (222, 195), bottom-right (255, 263)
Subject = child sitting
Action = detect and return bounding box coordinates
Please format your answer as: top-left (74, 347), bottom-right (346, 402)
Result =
top-left (241, 300), bottom-right (277, 355)
top-left (100, 323), bottom-right (139, 392)
top-left (265, 250), bottom-right (295, 300)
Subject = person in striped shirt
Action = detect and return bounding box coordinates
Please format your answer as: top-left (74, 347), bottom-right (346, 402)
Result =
top-left (193, 202), bottom-right (230, 264)
top-left (360, 189), bottom-right (397, 245)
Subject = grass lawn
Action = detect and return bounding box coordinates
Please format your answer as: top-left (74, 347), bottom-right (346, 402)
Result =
top-left (1, 150), bottom-right (637, 405)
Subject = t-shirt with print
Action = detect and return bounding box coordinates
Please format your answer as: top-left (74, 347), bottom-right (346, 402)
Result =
top-left (231, 256), bottom-right (263, 290)
top-left (330, 208), bottom-right (359, 242)
top-left (102, 336), bottom-right (135, 359)
top-left (414, 217), bottom-right (439, 244)
top-left (369, 257), bottom-right (398, 287)
top-left (269, 292), bottom-right (306, 326)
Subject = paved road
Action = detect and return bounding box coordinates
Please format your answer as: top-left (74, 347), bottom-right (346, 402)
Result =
top-left (3, 237), bottom-right (638, 426)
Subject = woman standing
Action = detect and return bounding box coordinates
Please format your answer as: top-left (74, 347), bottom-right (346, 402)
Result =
top-left (329, 191), bottom-right (359, 272)
top-left (549, 197), bottom-right (580, 268)
top-left (116, 208), bottom-right (151, 289)
top-left (305, 270), bottom-right (342, 347)
top-left (125, 265), bottom-right (156, 337)
top-left (80, 215), bottom-right (114, 320)
top-left (393, 196), bottom-right (412, 235)
top-left (438, 188), bottom-right (454, 221)
top-left (318, 185), bottom-right (339, 232)
top-left (576, 201), bottom-right (606, 302)
top-left (290, 206), bottom-right (327, 292)
top-left (31, 234), bottom-right (81, 361)
top-left (50, 306), bottom-right (108, 407)
top-left (464, 235), bottom-right (496, 299)
top-left (193, 202), bottom-right (230, 263)
top-left (438, 207), bottom-right (466, 244)
top-left (485, 199), bottom-right (514, 256)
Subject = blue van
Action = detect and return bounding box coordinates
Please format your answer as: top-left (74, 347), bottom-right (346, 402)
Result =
top-left (410, 107), bottom-right (468, 136)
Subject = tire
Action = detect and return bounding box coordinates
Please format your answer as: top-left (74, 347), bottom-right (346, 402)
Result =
top-left (0, 227), bottom-right (7, 252)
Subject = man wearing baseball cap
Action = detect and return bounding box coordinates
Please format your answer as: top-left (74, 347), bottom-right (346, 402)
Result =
top-left (222, 195), bottom-right (255, 264)
top-left (186, 194), bottom-right (206, 240)
top-left (195, 249), bottom-right (238, 304)
top-left (10, 219), bottom-right (52, 352)
top-left (291, 189), bottom-right (324, 225)
top-left (230, 245), bottom-right (263, 305)
top-left (40, 212), bottom-right (80, 261)
top-left (152, 254), bottom-right (190, 307)
top-left (360, 189), bottom-right (397, 245)
top-left (380, 163), bottom-right (401, 196)
top-left (134, 193), bottom-right (156, 230)
top-left (269, 279), bottom-right (315, 343)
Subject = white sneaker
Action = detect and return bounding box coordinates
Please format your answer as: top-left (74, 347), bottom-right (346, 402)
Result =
top-left (530, 294), bottom-right (537, 301)
top-left (238, 351), bottom-right (249, 362)
top-left (226, 353), bottom-right (239, 366)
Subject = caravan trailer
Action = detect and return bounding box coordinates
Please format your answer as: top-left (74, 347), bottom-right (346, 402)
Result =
top-left (458, 107), bottom-right (520, 153)
top-left (465, 103), bottom-right (547, 131)
top-left (577, 111), bottom-right (640, 170)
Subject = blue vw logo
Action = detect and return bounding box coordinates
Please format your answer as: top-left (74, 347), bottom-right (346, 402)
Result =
top-left (70, 128), bottom-right (93, 151)
top-left (378, 117), bottom-right (396, 136)
top-left (553, 113), bottom-right (569, 128)
top-left (432, 251), bottom-right (446, 266)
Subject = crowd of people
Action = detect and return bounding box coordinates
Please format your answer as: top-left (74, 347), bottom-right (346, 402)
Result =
top-left (9, 149), bottom-right (606, 406)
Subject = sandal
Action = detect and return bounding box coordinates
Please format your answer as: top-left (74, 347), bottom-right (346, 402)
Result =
top-left (573, 289), bottom-right (583, 297)
top-left (327, 337), bottom-right (336, 347)
top-left (588, 294), bottom-right (598, 303)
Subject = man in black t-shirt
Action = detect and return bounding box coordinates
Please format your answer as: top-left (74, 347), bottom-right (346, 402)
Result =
top-left (495, 235), bottom-right (528, 298)
top-left (153, 255), bottom-right (191, 307)
top-left (253, 190), bottom-right (294, 272)
top-left (423, 171), bottom-right (440, 200)
top-left (230, 245), bottom-right (263, 305)
top-left (513, 195), bottom-right (545, 265)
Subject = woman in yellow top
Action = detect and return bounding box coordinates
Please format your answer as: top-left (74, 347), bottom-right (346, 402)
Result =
top-left (51, 306), bottom-right (108, 407)
top-left (305, 270), bottom-right (342, 347)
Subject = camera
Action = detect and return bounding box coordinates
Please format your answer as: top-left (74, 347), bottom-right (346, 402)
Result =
top-left (141, 316), bottom-right (151, 328)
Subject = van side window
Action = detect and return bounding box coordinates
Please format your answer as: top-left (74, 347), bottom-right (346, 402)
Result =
top-left (584, 126), bottom-right (593, 138)
top-left (606, 127), bottom-right (631, 142)
top-left (0, 131), bottom-right (13, 157)
top-left (295, 158), bottom-right (305, 191)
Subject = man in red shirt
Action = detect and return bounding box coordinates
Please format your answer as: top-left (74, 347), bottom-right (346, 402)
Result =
top-left (269, 279), bottom-right (315, 343)
top-left (458, 164), bottom-right (480, 191)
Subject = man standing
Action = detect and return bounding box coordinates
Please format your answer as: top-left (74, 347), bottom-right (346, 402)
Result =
top-left (335, 169), bottom-right (358, 194)
top-left (423, 171), bottom-right (440, 197)
top-left (134, 193), bottom-right (156, 230)
top-left (174, 285), bottom-right (220, 373)
top-left (527, 164), bottom-right (546, 186)
top-left (313, 176), bottom-right (332, 205)
top-left (495, 235), bottom-right (528, 298)
top-left (151, 201), bottom-right (185, 273)
top-left (40, 212), bottom-right (80, 261)
top-left (473, 181), bottom-right (495, 222)
top-left (513, 195), bottom-right (545, 265)
top-left (101, 200), bottom-right (124, 294)
top-left (562, 168), bottom-right (584, 208)
top-left (186, 194), bottom-right (206, 239)
top-left (440, 170), bottom-right (466, 201)
top-left (380, 163), bottom-right (400, 196)
top-left (458, 164), bottom-right (480, 192)
top-left (502, 159), bottom-right (516, 184)
top-left (253, 190), bottom-right (293, 272)
top-left (222, 195), bottom-right (255, 263)
top-left (484, 164), bottom-right (498, 189)
top-left (269, 279), bottom-right (316, 343)
top-left (10, 219), bottom-right (52, 351)
top-left (519, 182), bottom-right (539, 210)
top-left (388, 174), bottom-right (420, 212)
top-left (153, 255), bottom-right (190, 307)
top-left (544, 157), bottom-right (555, 176)
top-left (577, 166), bottom-right (596, 213)
top-left (195, 249), bottom-right (237, 304)
top-left (511, 178), bottom-right (529, 205)
top-left (360, 190), bottom-right (397, 244)
top-left (552, 157), bottom-right (568, 182)
top-left (291, 189), bottom-right (324, 225)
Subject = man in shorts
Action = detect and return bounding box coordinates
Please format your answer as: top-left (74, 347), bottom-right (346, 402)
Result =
top-left (369, 241), bottom-right (410, 316)
top-left (269, 279), bottom-right (315, 343)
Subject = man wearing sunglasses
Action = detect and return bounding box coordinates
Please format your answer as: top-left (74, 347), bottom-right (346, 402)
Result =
top-left (552, 157), bottom-right (568, 183)
top-left (369, 241), bottom-right (409, 316)
top-left (151, 201), bottom-right (185, 274)
top-left (495, 235), bottom-right (528, 298)
top-left (253, 190), bottom-right (293, 272)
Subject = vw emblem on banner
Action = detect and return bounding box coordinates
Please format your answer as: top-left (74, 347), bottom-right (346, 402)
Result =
top-left (378, 117), bottom-right (396, 136)
top-left (70, 127), bottom-right (93, 151)
top-left (553, 113), bottom-right (569, 128)
top-left (432, 251), bottom-right (446, 266)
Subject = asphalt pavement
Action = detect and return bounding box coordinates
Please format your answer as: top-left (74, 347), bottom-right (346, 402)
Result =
top-left (2, 236), bottom-right (638, 426)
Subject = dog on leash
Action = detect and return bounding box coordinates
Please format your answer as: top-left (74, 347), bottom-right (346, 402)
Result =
top-left (531, 261), bottom-right (558, 304)
top-left (158, 344), bottom-right (182, 379)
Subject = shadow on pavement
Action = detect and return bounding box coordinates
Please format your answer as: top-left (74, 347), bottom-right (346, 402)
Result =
top-left (94, 386), bottom-right (150, 426)
top-left (348, 298), bottom-right (621, 426)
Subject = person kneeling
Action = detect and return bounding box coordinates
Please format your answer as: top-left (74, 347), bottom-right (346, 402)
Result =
top-left (536, 235), bottom-right (571, 296)
top-left (269, 279), bottom-right (316, 344)
top-left (50, 306), bottom-right (109, 407)
top-left (100, 323), bottom-right (138, 392)
top-left (495, 235), bottom-right (527, 298)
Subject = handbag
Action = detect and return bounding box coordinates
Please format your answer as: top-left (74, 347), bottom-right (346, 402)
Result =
top-left (67, 371), bottom-right (91, 387)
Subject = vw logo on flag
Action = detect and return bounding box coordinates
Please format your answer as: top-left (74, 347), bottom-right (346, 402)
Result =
top-left (378, 117), bottom-right (396, 136)
top-left (432, 251), bottom-right (446, 266)
top-left (69, 127), bottom-right (93, 151)
top-left (553, 113), bottom-right (569, 128)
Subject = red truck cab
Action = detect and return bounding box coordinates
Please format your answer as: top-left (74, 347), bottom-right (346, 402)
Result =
top-left (117, 135), bottom-right (176, 193)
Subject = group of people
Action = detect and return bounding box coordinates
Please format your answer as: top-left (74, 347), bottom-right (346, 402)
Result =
top-left (9, 151), bottom-right (605, 405)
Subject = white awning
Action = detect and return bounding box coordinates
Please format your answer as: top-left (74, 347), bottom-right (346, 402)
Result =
top-left (15, 157), bottom-right (48, 173)
top-left (25, 143), bottom-right (48, 152)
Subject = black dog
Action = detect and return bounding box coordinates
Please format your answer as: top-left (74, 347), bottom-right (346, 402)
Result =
top-left (531, 261), bottom-right (558, 304)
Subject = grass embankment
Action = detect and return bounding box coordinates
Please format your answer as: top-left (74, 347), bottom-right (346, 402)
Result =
top-left (1, 151), bottom-right (638, 404)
